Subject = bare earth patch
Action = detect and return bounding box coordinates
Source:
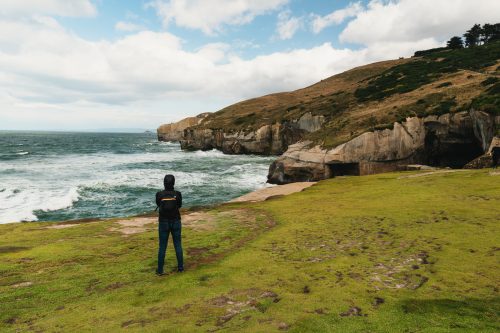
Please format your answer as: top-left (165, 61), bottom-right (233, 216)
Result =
top-left (230, 182), bottom-right (316, 203)
top-left (182, 212), bottom-right (216, 231)
top-left (399, 169), bottom-right (468, 179)
top-left (11, 281), bottom-right (33, 288)
top-left (109, 212), bottom-right (218, 235)
top-left (45, 224), bottom-right (80, 229)
top-left (109, 217), bottom-right (156, 235)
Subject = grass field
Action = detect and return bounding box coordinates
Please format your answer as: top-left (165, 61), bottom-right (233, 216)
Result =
top-left (1, 170), bottom-right (499, 332)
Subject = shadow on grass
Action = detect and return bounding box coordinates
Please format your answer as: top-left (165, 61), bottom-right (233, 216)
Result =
top-left (400, 297), bottom-right (500, 329)
top-left (289, 297), bottom-right (500, 333)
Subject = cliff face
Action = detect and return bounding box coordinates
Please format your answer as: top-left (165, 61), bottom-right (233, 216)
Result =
top-left (268, 111), bottom-right (499, 184)
top-left (156, 42), bottom-right (499, 183)
top-left (157, 113), bottom-right (210, 142)
top-left (178, 112), bottom-right (325, 155)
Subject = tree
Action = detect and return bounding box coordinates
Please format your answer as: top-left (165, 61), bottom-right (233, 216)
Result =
top-left (482, 23), bottom-right (500, 43)
top-left (464, 24), bottom-right (482, 47)
top-left (446, 36), bottom-right (464, 49)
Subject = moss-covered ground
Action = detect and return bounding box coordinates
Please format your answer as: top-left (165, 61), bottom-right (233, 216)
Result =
top-left (1, 170), bottom-right (499, 332)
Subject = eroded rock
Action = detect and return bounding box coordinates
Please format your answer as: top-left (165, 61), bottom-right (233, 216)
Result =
top-left (268, 111), bottom-right (498, 184)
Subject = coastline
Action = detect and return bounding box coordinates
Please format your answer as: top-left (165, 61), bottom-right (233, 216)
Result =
top-left (4, 182), bottom-right (317, 226)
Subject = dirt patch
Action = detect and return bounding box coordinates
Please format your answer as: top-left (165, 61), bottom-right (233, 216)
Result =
top-left (43, 219), bottom-right (102, 230)
top-left (489, 171), bottom-right (500, 176)
top-left (45, 224), bottom-right (80, 229)
top-left (109, 217), bottom-right (156, 235)
top-left (229, 182), bottom-right (316, 203)
top-left (121, 319), bottom-right (150, 328)
top-left (373, 297), bottom-right (385, 307)
top-left (11, 281), bottom-right (33, 288)
top-left (340, 306), bottom-right (365, 317)
top-left (0, 246), bottom-right (30, 254)
top-left (105, 282), bottom-right (126, 290)
top-left (182, 212), bottom-right (216, 231)
top-left (399, 169), bottom-right (468, 179)
top-left (187, 246), bottom-right (217, 256)
top-left (209, 289), bottom-right (280, 327)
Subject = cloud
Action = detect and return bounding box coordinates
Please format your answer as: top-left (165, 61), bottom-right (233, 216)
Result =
top-left (147, 0), bottom-right (289, 35)
top-left (276, 10), bottom-right (303, 40)
top-left (0, 0), bottom-right (97, 17)
top-left (311, 2), bottom-right (363, 34)
top-left (115, 21), bottom-right (146, 32)
top-left (340, 0), bottom-right (500, 45)
top-left (2, 0), bottom-right (499, 130)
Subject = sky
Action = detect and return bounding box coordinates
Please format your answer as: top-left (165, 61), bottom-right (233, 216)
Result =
top-left (1, 0), bottom-right (499, 131)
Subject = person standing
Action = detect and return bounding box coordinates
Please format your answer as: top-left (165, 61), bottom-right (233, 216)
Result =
top-left (155, 174), bottom-right (184, 275)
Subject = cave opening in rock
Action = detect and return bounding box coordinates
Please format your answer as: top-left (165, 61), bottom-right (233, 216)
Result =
top-left (327, 162), bottom-right (360, 177)
top-left (424, 132), bottom-right (484, 168)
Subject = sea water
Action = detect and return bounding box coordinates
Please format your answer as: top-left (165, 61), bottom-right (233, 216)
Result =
top-left (0, 131), bottom-right (275, 224)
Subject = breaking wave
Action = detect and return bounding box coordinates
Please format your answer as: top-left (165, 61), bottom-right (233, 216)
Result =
top-left (0, 131), bottom-right (274, 224)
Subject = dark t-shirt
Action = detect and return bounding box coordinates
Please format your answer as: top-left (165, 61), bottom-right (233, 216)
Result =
top-left (155, 189), bottom-right (182, 221)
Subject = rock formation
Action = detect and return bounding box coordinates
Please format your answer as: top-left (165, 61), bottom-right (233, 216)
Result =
top-left (156, 42), bottom-right (499, 183)
top-left (464, 136), bottom-right (500, 169)
top-left (157, 113), bottom-right (210, 142)
top-left (160, 112), bottom-right (325, 155)
top-left (268, 111), bottom-right (499, 184)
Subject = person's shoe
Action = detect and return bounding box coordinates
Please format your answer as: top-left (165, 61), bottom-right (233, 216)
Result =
top-left (177, 267), bottom-right (184, 273)
top-left (155, 270), bottom-right (165, 276)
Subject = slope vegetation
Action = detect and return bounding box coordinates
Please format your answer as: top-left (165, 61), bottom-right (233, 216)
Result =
top-left (198, 42), bottom-right (500, 148)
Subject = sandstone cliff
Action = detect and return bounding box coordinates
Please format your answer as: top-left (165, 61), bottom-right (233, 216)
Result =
top-left (156, 42), bottom-right (499, 183)
top-left (157, 113), bottom-right (210, 142)
top-left (179, 112), bottom-right (325, 155)
top-left (268, 111), bottom-right (499, 184)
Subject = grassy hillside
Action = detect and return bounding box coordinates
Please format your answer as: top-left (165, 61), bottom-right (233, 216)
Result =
top-left (1, 170), bottom-right (499, 332)
top-left (198, 42), bottom-right (500, 148)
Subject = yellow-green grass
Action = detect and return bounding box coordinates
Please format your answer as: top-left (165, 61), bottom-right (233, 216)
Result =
top-left (1, 170), bottom-right (499, 332)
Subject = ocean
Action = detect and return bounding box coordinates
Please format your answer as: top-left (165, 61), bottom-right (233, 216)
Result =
top-left (0, 131), bottom-right (275, 224)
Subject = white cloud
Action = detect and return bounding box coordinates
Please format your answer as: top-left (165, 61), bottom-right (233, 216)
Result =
top-left (147, 0), bottom-right (289, 35)
top-left (0, 14), bottom-right (404, 129)
top-left (2, 0), bottom-right (499, 130)
top-left (311, 2), bottom-right (363, 34)
top-left (276, 10), bottom-right (303, 40)
top-left (115, 21), bottom-right (146, 32)
top-left (340, 0), bottom-right (500, 45)
top-left (0, 0), bottom-right (97, 17)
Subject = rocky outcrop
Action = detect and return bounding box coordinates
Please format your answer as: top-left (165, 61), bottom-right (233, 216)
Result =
top-left (180, 112), bottom-right (325, 155)
top-left (470, 109), bottom-right (499, 151)
top-left (268, 111), bottom-right (497, 184)
top-left (157, 113), bottom-right (210, 142)
top-left (181, 123), bottom-right (301, 155)
top-left (464, 136), bottom-right (500, 169)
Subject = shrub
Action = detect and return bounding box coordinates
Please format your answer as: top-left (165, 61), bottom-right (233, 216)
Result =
top-left (355, 41), bottom-right (500, 102)
top-left (481, 77), bottom-right (499, 86)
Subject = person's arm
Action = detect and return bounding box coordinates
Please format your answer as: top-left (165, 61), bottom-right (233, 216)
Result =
top-left (155, 191), bottom-right (161, 207)
top-left (177, 191), bottom-right (182, 208)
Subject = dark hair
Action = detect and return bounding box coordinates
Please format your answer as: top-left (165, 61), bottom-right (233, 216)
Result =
top-left (164, 174), bottom-right (175, 189)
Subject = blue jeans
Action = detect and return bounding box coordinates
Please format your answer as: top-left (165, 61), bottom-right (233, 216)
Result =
top-left (157, 220), bottom-right (183, 273)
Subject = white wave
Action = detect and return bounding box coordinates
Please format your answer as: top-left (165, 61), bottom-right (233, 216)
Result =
top-left (0, 186), bottom-right (80, 223)
top-left (0, 142), bottom-right (274, 224)
top-left (37, 187), bottom-right (80, 212)
top-left (193, 149), bottom-right (227, 158)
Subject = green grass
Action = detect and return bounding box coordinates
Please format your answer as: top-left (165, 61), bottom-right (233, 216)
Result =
top-left (1, 170), bottom-right (499, 332)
